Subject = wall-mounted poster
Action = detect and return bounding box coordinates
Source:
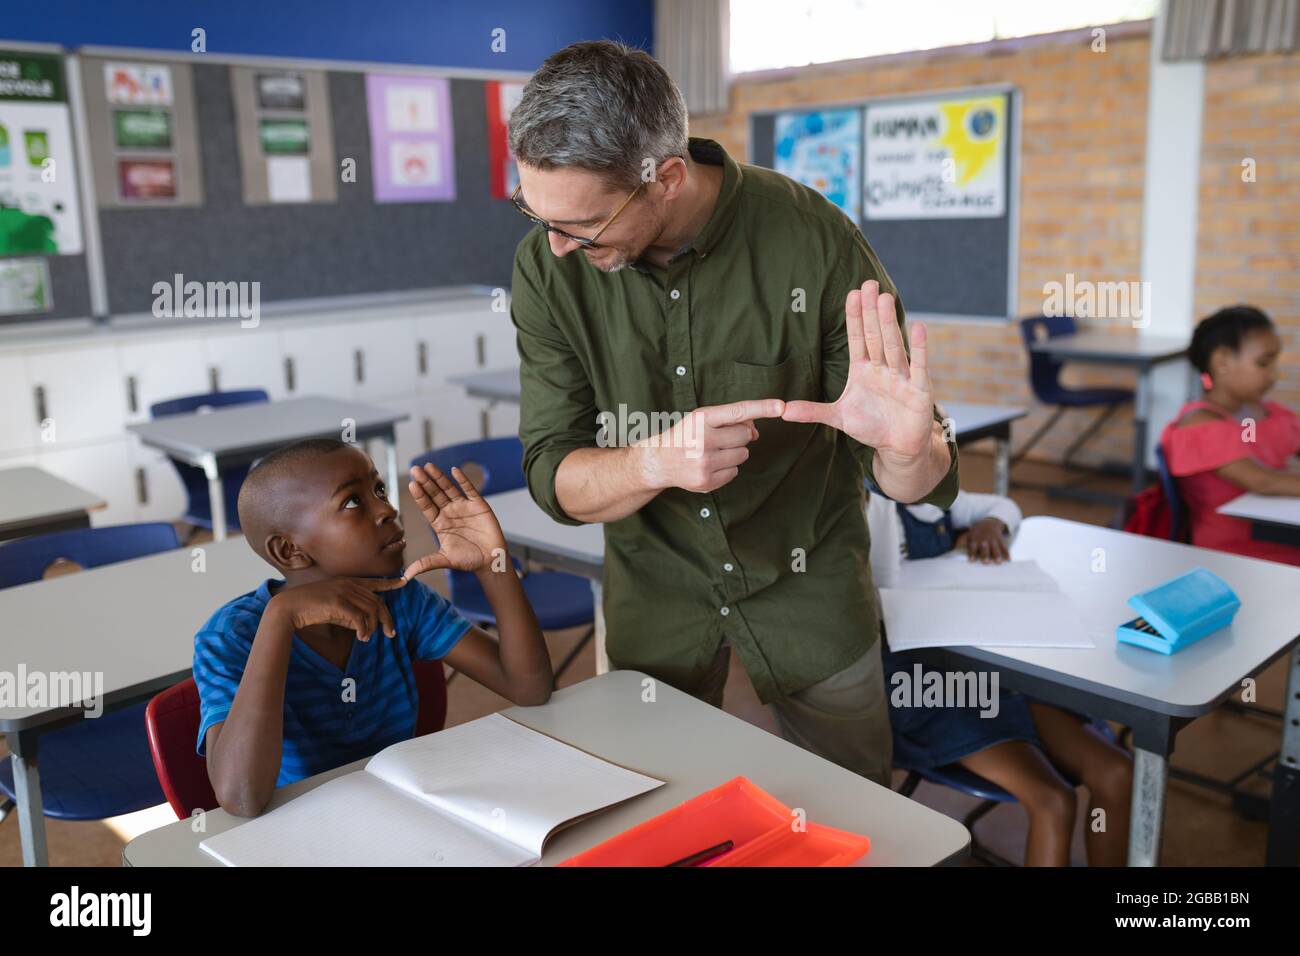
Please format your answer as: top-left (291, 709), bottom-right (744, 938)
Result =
top-left (773, 108), bottom-right (861, 222)
top-left (864, 94), bottom-right (1006, 219)
top-left (83, 56), bottom-right (204, 207)
top-left (0, 50), bottom-right (84, 255)
top-left (256, 72), bottom-right (305, 110)
top-left (486, 80), bottom-right (525, 199)
top-left (366, 74), bottom-right (455, 203)
top-left (104, 62), bottom-right (172, 106)
top-left (0, 257), bottom-right (51, 314)
top-left (230, 67), bottom-right (335, 205)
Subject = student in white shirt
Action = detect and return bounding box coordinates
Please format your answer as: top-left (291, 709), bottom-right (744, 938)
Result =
top-left (866, 486), bottom-right (1134, 866)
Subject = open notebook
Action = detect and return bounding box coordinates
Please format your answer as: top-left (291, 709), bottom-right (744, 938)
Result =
top-left (199, 713), bottom-right (665, 866)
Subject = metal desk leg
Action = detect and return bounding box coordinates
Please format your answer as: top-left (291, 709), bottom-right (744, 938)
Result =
top-left (383, 429), bottom-right (400, 509)
top-left (202, 454), bottom-right (227, 541)
top-left (1266, 643), bottom-right (1300, 866)
top-left (1128, 746), bottom-right (1168, 866)
top-left (591, 581), bottom-right (610, 676)
top-left (1131, 368), bottom-right (1152, 493)
top-left (993, 436), bottom-right (1011, 498)
top-left (10, 730), bottom-right (49, 867)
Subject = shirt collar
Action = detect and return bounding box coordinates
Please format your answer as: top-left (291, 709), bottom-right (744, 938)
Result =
top-left (630, 137), bottom-right (742, 271)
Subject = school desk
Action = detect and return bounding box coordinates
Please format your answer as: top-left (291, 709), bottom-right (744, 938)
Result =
top-left (1217, 493), bottom-right (1300, 549)
top-left (909, 515), bottom-right (1300, 866)
top-left (0, 466), bottom-right (105, 543)
top-left (122, 669), bottom-right (971, 867)
top-left (127, 396), bottom-right (408, 540)
top-left (450, 367), bottom-right (1027, 495)
top-left (1028, 332), bottom-right (1190, 494)
top-left (0, 537), bottom-right (268, 866)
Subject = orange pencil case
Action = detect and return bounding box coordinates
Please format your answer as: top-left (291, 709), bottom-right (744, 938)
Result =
top-left (560, 776), bottom-right (870, 867)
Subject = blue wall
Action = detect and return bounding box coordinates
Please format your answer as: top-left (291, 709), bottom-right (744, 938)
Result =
top-left (1, 0), bottom-right (654, 71)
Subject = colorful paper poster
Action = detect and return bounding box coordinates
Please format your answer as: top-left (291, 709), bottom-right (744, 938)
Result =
top-left (113, 108), bottom-right (172, 149)
top-left (118, 158), bottom-right (176, 200)
top-left (104, 62), bottom-right (172, 105)
top-left (256, 72), bottom-right (305, 110)
top-left (365, 74), bottom-right (454, 203)
top-left (774, 108), bottom-right (861, 221)
top-left (864, 95), bottom-right (1006, 220)
top-left (486, 80), bottom-right (525, 199)
top-left (0, 51), bottom-right (83, 254)
top-left (266, 155), bottom-right (311, 203)
top-left (259, 117), bottom-right (310, 155)
top-left (0, 257), bottom-right (51, 314)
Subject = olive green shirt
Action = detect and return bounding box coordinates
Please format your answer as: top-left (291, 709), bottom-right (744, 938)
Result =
top-left (509, 137), bottom-right (959, 703)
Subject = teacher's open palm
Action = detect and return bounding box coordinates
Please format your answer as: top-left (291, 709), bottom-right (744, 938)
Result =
top-left (783, 279), bottom-right (935, 463)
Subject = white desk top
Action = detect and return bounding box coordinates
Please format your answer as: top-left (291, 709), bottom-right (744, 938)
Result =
top-left (123, 670), bottom-right (970, 867)
top-left (0, 467), bottom-right (105, 534)
top-left (1217, 493), bottom-right (1300, 529)
top-left (491, 487), bottom-right (604, 570)
top-left (941, 401), bottom-right (1027, 435)
top-left (449, 367), bottom-right (520, 402)
top-left (948, 516), bottom-right (1300, 716)
top-left (1029, 332), bottom-right (1188, 364)
top-left (0, 537), bottom-right (270, 731)
top-left (126, 396), bottom-right (408, 464)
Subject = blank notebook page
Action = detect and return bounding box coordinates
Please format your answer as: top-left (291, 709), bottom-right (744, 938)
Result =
top-left (199, 772), bottom-right (531, 867)
top-left (365, 713), bottom-right (664, 859)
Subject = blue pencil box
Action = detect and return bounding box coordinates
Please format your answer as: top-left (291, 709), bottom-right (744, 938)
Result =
top-left (1116, 567), bottom-right (1241, 655)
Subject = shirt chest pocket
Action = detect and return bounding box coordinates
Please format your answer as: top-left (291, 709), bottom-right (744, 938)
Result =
top-left (721, 352), bottom-right (819, 405)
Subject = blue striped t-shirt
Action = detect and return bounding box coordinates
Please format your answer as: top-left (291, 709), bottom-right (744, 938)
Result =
top-left (193, 577), bottom-right (471, 787)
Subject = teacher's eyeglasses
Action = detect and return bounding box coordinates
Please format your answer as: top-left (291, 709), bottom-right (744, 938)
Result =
top-left (510, 181), bottom-right (643, 249)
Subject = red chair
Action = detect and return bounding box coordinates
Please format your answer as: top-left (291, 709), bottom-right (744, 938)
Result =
top-left (145, 660), bottom-right (449, 820)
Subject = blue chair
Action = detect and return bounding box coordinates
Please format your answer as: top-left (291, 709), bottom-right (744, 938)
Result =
top-left (411, 438), bottom-right (595, 687)
top-left (150, 389), bottom-right (269, 536)
top-left (896, 718), bottom-right (1121, 867)
top-left (1153, 443), bottom-right (1187, 543)
top-left (0, 523), bottom-right (182, 825)
top-left (1013, 315), bottom-right (1134, 468)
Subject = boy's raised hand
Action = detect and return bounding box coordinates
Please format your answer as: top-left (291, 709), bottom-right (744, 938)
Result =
top-left (267, 576), bottom-right (404, 642)
top-left (403, 463), bottom-right (508, 578)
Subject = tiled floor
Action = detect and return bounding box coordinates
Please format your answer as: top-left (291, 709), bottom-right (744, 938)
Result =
top-left (0, 448), bottom-right (1288, 866)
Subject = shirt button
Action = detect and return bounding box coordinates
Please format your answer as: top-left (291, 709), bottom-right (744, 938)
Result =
top-left (700, 507), bottom-right (710, 518)
top-left (675, 365), bottom-right (686, 377)
top-left (723, 563), bottom-right (734, 572)
top-left (670, 289), bottom-right (681, 300)
top-left (720, 606), bottom-right (730, 617)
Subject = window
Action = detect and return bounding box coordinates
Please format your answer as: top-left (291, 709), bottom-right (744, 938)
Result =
top-left (729, 0), bottom-right (1159, 73)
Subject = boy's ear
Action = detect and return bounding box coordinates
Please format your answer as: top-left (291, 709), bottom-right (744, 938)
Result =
top-left (265, 533), bottom-right (313, 572)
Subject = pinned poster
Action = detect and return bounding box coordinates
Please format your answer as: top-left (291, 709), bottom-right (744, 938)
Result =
top-left (864, 95), bottom-right (1006, 219)
top-left (366, 74), bottom-right (454, 203)
top-left (0, 50), bottom-right (84, 254)
top-left (82, 56), bottom-right (204, 208)
top-left (229, 67), bottom-right (335, 205)
top-left (486, 80), bottom-right (525, 199)
top-left (774, 108), bottom-right (861, 222)
top-left (0, 257), bottom-right (52, 314)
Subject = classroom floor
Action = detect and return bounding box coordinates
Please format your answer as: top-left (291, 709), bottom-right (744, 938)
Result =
top-left (1, 448), bottom-right (1288, 866)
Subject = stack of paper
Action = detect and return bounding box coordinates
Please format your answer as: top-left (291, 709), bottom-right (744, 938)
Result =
top-left (879, 556), bottom-right (1094, 651)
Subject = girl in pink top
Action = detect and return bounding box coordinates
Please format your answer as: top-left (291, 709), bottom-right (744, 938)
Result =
top-left (1160, 306), bottom-right (1300, 565)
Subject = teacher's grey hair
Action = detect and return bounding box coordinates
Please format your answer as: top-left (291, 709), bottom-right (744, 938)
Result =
top-left (508, 40), bottom-right (690, 192)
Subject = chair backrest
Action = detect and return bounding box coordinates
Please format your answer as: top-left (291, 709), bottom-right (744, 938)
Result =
top-left (411, 437), bottom-right (526, 497)
top-left (150, 388), bottom-right (269, 419)
top-left (1154, 443), bottom-right (1186, 542)
top-left (146, 661), bottom-right (448, 820)
top-left (1018, 314), bottom-right (1077, 403)
top-left (0, 522), bottom-right (181, 590)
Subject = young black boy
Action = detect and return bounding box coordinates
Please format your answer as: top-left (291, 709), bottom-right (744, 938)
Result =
top-left (193, 438), bottom-right (552, 817)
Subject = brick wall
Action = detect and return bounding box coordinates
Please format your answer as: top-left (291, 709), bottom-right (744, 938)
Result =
top-left (690, 26), bottom-right (1162, 469)
top-left (1196, 52), bottom-right (1300, 411)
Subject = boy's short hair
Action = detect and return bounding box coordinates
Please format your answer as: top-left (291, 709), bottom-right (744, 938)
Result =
top-left (237, 438), bottom-right (353, 562)
top-left (1189, 305), bottom-right (1274, 372)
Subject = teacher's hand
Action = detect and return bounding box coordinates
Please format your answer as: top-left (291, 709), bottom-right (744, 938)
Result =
top-left (782, 280), bottom-right (935, 468)
top-left (638, 399), bottom-right (785, 494)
